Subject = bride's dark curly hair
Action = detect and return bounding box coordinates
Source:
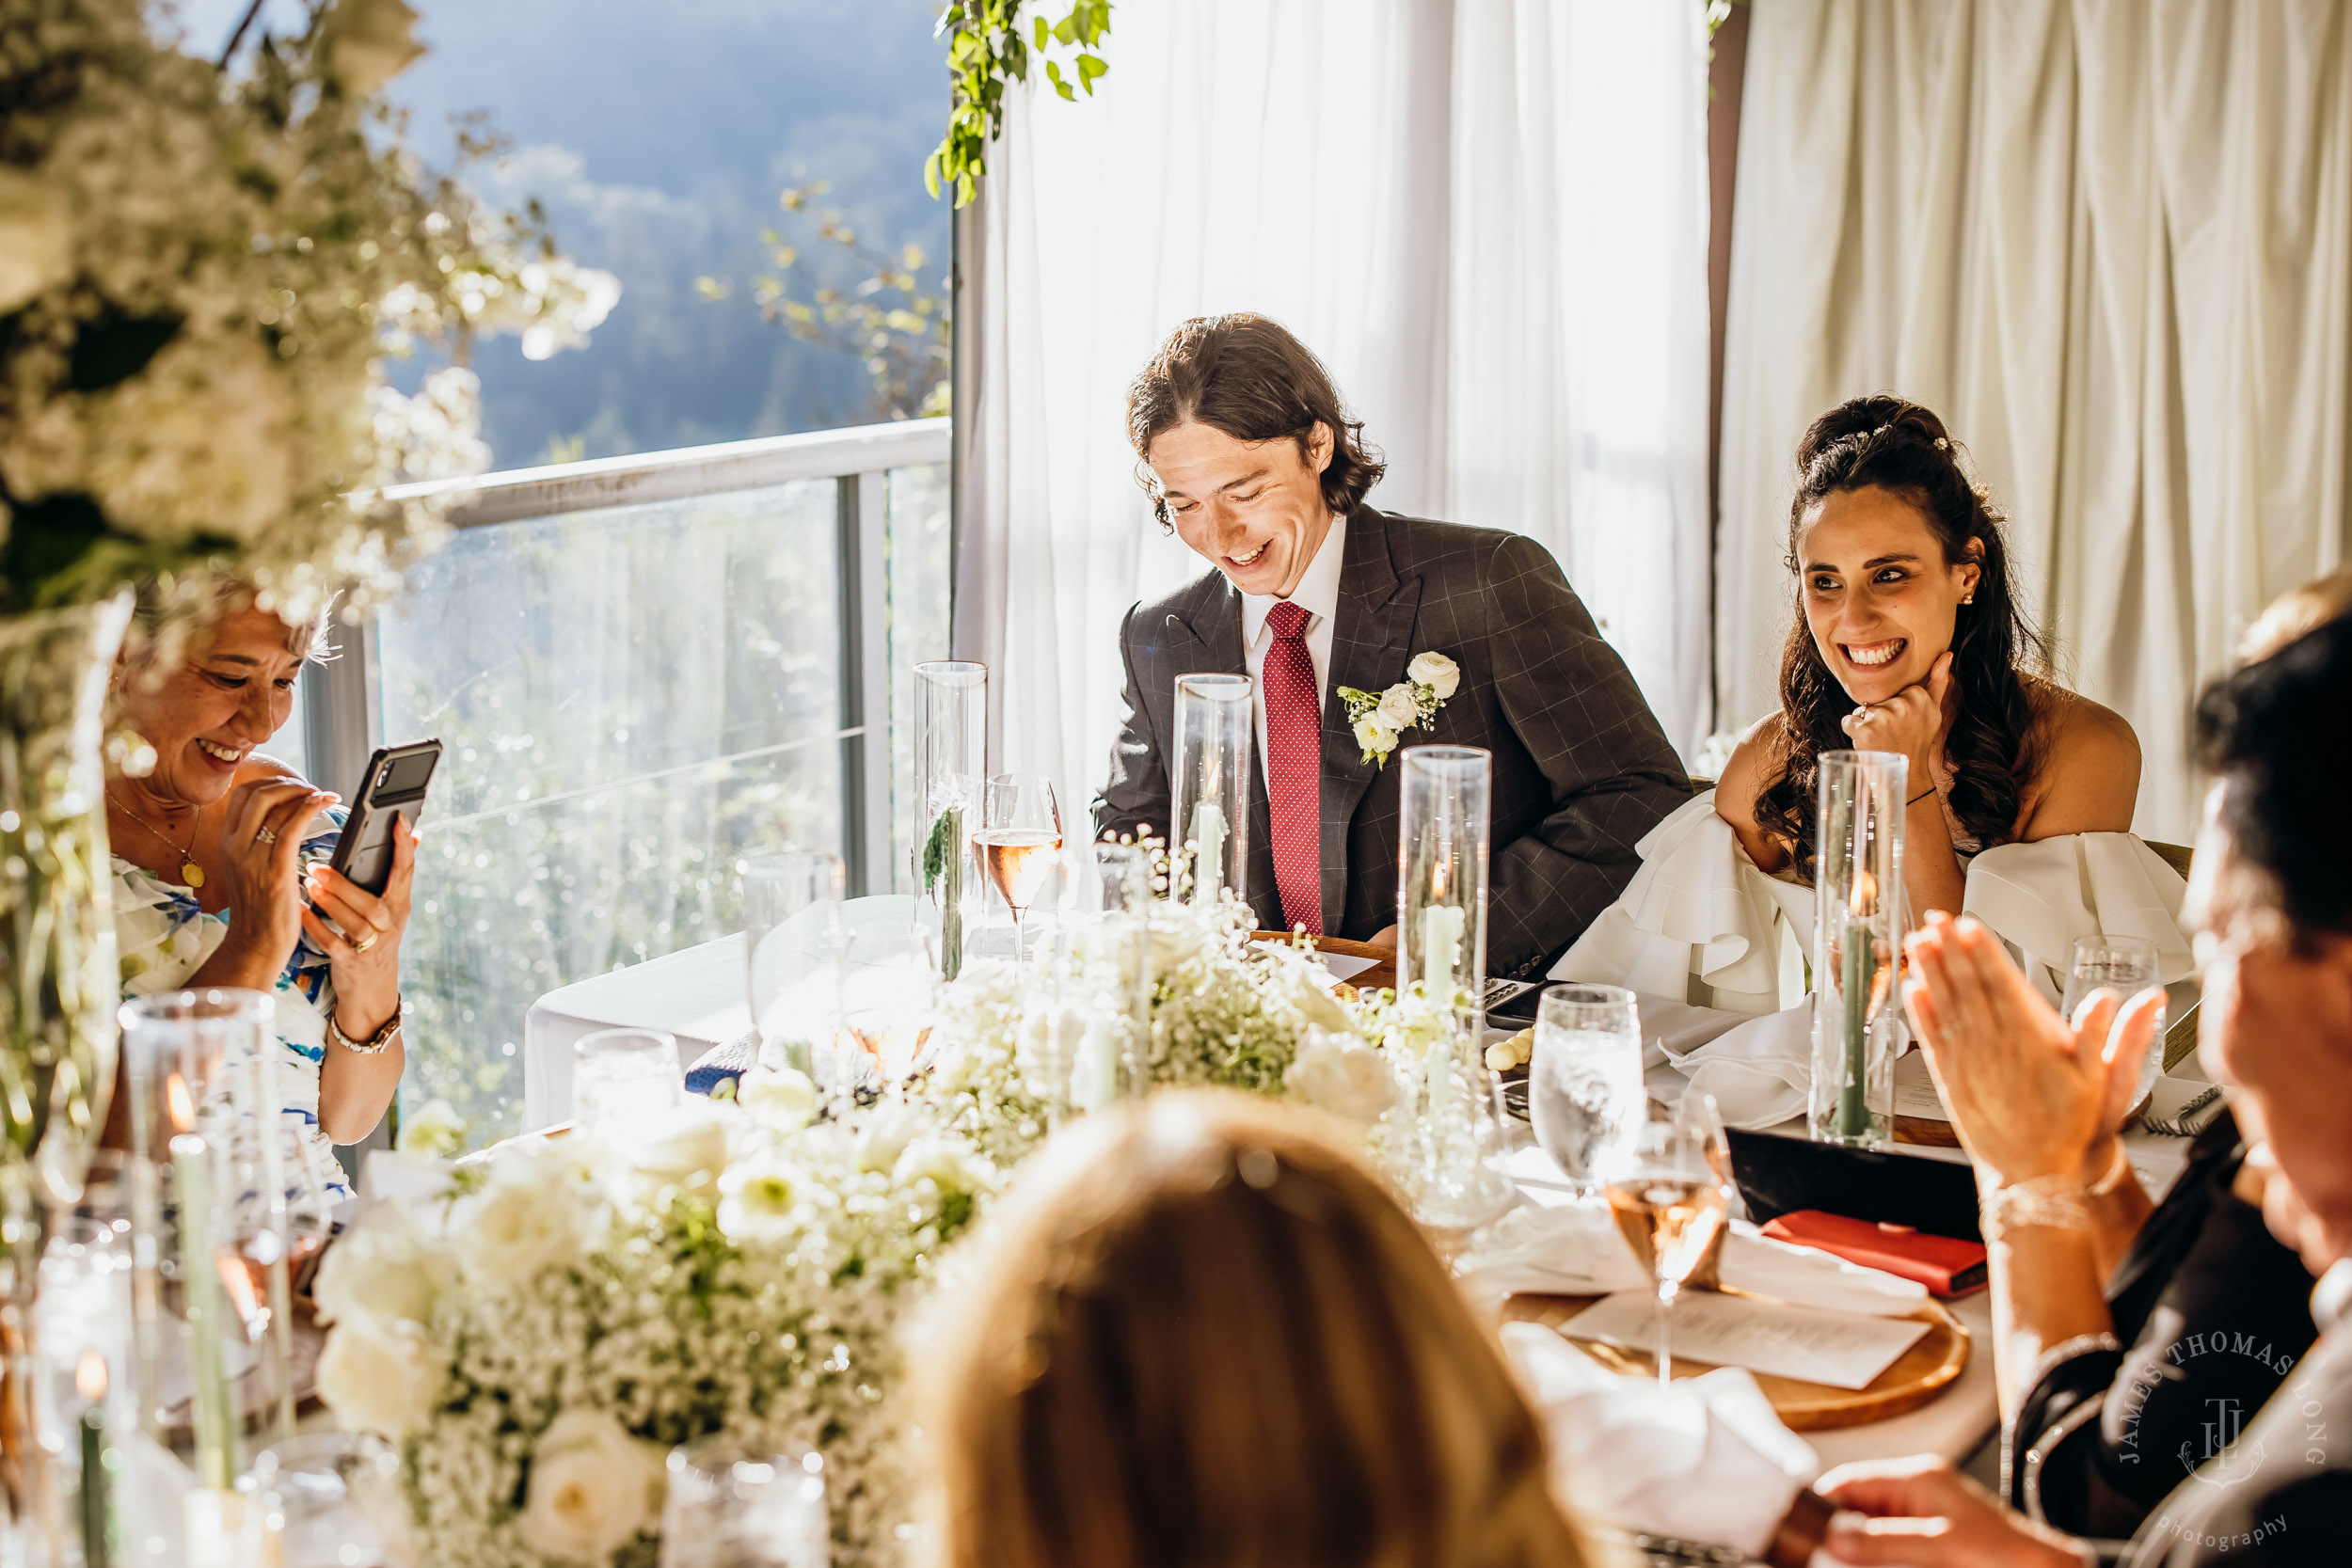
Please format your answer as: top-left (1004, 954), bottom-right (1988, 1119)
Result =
top-left (1753, 396), bottom-right (2051, 881)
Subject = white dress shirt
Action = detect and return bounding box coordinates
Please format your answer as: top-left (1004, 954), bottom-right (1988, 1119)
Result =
top-left (1239, 513), bottom-right (1347, 793)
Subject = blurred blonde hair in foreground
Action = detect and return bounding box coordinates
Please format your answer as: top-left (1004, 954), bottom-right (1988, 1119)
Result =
top-left (2241, 567), bottom-right (2352, 664)
top-left (918, 1089), bottom-right (1609, 1568)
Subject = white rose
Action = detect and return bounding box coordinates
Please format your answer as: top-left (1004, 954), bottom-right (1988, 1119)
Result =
top-left (395, 1098), bottom-right (467, 1160)
top-left (454, 1154), bottom-right (605, 1290)
top-left (0, 168), bottom-right (73, 315)
top-left (856, 1104), bottom-right (922, 1174)
top-left (717, 1156), bottom-right (803, 1243)
top-left (316, 1314), bottom-right (445, 1438)
top-left (319, 0), bottom-right (425, 98)
top-left (739, 1067), bottom-right (818, 1128)
top-left (1283, 1033), bottom-right (1402, 1124)
top-left (1377, 683), bottom-right (1421, 728)
top-left (1145, 917), bottom-right (1207, 972)
top-left (312, 1204), bottom-right (451, 1329)
top-left (1352, 711), bottom-right (1401, 755)
top-left (893, 1136), bottom-right (1001, 1201)
top-left (1407, 651), bottom-right (1460, 699)
top-left (629, 1105), bottom-right (732, 1199)
top-left (517, 1410), bottom-right (667, 1566)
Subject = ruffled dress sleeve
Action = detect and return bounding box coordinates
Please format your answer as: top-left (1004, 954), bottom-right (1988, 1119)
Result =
top-left (114, 859), bottom-right (229, 994)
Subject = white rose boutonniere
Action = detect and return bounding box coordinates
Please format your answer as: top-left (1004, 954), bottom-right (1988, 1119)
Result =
top-left (1338, 650), bottom-right (1459, 767)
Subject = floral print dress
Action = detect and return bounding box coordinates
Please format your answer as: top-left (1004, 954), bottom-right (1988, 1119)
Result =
top-left (114, 810), bottom-right (354, 1202)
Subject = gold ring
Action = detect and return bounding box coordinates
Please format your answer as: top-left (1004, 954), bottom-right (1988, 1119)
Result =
top-left (256, 827), bottom-right (278, 847)
top-left (352, 931), bottom-right (377, 955)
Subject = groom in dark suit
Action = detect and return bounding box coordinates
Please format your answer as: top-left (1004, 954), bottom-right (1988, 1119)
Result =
top-left (1093, 314), bottom-right (1689, 979)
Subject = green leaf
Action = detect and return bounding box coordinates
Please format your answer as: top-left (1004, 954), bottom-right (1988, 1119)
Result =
top-left (1033, 15), bottom-right (1049, 49)
top-left (1078, 52), bottom-right (1107, 86)
top-left (922, 809), bottom-right (953, 890)
top-left (924, 151), bottom-right (943, 198)
top-left (1053, 14), bottom-right (1078, 45)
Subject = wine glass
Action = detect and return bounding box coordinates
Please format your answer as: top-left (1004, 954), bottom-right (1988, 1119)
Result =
top-left (660, 1436), bottom-right (830, 1567)
top-left (841, 922), bottom-right (938, 1098)
top-left (1605, 1095), bottom-right (1733, 1386)
top-left (1529, 985), bottom-right (1645, 1196)
top-left (976, 773), bottom-right (1064, 964)
top-left (2060, 934), bottom-right (2167, 1115)
top-left (743, 850), bottom-right (847, 1074)
top-left (249, 1433), bottom-right (402, 1568)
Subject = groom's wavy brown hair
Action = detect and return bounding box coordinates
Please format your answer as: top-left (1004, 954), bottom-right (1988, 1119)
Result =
top-left (1128, 314), bottom-right (1386, 529)
top-left (1754, 395), bottom-right (2050, 880)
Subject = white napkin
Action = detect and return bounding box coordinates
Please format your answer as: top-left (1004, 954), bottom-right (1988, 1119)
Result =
top-left (1502, 1321), bottom-right (1819, 1558)
top-left (1665, 1000), bottom-right (1818, 1131)
top-left (1462, 1202), bottom-right (1927, 1318)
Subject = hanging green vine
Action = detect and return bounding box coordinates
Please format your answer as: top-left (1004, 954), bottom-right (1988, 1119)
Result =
top-left (928, 1), bottom-right (1111, 207)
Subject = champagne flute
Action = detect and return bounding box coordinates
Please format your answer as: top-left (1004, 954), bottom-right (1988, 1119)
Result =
top-left (743, 850), bottom-right (847, 1074)
top-left (1528, 984), bottom-right (1645, 1196)
top-left (2060, 934), bottom-right (2167, 1116)
top-left (1605, 1095), bottom-right (1733, 1386)
top-left (975, 773), bottom-right (1063, 965)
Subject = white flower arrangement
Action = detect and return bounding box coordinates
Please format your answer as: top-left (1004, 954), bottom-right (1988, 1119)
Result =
top-left (324, 880), bottom-right (1496, 1567)
top-left (1337, 650), bottom-right (1461, 767)
top-left (0, 0), bottom-right (618, 622)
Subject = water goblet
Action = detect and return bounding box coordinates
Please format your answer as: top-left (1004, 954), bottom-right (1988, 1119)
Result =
top-left (975, 773), bottom-right (1063, 964)
top-left (660, 1436), bottom-right (829, 1567)
top-left (573, 1028), bottom-right (684, 1142)
top-left (1528, 984), bottom-right (1645, 1196)
top-left (249, 1432), bottom-right (402, 1568)
top-left (2060, 933), bottom-right (2167, 1115)
top-left (1605, 1095), bottom-right (1733, 1386)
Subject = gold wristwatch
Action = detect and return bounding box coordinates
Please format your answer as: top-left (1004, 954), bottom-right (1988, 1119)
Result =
top-left (326, 1000), bottom-right (403, 1056)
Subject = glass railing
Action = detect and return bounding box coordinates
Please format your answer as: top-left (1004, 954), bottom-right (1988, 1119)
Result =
top-left (320, 419), bottom-right (950, 1142)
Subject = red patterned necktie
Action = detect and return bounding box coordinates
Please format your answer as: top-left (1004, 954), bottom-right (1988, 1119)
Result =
top-left (1262, 599), bottom-right (1323, 934)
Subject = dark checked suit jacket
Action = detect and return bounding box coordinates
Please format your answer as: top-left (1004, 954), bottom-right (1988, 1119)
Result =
top-left (1091, 506), bottom-right (1690, 979)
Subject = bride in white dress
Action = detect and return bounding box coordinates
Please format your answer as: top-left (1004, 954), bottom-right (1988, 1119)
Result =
top-left (1553, 396), bottom-right (2192, 1124)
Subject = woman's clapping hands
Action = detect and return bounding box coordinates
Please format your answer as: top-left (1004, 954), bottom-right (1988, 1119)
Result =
top-left (1901, 911), bottom-right (2162, 1188)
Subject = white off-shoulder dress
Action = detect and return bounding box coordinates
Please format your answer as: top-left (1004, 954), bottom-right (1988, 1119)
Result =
top-left (114, 810), bottom-right (354, 1201)
top-left (1549, 791), bottom-right (2196, 1128)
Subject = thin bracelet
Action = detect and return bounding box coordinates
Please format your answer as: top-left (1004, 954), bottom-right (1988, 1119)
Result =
top-left (2087, 1141), bottom-right (2137, 1199)
top-left (1907, 786), bottom-right (1937, 806)
top-left (1981, 1175), bottom-right (2093, 1244)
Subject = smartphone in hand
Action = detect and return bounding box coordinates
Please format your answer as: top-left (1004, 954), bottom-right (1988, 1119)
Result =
top-left (325, 739), bottom-right (441, 895)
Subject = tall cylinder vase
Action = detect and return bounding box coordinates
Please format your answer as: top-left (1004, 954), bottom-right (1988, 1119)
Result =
top-left (0, 594), bottom-right (133, 1562)
top-left (911, 661), bottom-right (985, 982)
top-left (1390, 746), bottom-right (1509, 1249)
top-left (1170, 673), bottom-right (1252, 906)
top-left (1807, 751), bottom-right (1907, 1149)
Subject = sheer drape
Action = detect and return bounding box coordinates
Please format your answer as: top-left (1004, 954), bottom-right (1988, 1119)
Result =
top-left (959, 0), bottom-right (1715, 813)
top-left (1717, 0), bottom-right (2352, 842)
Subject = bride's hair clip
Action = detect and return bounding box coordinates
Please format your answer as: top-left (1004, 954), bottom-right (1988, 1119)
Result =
top-left (1933, 436), bottom-right (1950, 450)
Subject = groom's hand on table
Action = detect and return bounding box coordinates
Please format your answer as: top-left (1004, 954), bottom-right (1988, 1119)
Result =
top-left (1818, 1455), bottom-right (2090, 1568)
top-left (1365, 925), bottom-right (1398, 951)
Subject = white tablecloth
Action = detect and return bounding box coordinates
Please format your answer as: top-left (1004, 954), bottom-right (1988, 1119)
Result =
top-left (523, 932), bottom-right (750, 1131)
top-left (520, 895), bottom-right (930, 1131)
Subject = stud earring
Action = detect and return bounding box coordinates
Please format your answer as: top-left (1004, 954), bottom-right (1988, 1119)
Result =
top-left (1961, 593), bottom-right (1975, 606)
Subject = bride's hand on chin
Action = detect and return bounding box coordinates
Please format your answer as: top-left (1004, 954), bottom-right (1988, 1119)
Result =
top-left (1839, 651), bottom-right (1954, 783)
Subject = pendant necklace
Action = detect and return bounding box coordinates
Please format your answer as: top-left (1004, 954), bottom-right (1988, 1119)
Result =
top-left (109, 790), bottom-right (206, 889)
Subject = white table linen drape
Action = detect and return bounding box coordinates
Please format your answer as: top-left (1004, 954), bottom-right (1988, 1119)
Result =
top-left (1717, 0), bottom-right (2352, 842)
top-left (959, 0), bottom-right (1718, 816)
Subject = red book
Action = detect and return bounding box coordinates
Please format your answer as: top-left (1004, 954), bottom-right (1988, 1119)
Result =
top-left (1760, 1210), bottom-right (1989, 1298)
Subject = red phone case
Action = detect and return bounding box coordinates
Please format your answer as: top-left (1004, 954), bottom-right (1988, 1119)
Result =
top-left (1760, 1210), bottom-right (1989, 1297)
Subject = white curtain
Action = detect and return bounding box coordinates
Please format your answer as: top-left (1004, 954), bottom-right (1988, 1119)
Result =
top-left (1718, 0), bottom-right (2352, 843)
top-left (958, 0), bottom-right (1716, 816)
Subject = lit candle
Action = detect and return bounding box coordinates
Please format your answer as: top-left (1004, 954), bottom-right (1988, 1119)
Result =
top-left (1836, 866), bottom-right (1877, 1139)
top-left (77, 1352), bottom-right (110, 1568)
top-left (171, 1132), bottom-right (237, 1489)
top-left (1423, 903), bottom-right (1465, 1002)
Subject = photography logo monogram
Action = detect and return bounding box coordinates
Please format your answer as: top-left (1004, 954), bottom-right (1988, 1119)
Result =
top-left (2139, 1338), bottom-right (2332, 1556)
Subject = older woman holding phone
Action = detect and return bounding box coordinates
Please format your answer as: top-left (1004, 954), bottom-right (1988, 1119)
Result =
top-left (107, 587), bottom-right (416, 1200)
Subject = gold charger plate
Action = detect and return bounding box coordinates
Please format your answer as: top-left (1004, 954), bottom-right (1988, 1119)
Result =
top-left (1501, 1287), bottom-right (1970, 1431)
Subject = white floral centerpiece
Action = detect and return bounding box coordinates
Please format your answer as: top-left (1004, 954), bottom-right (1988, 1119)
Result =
top-left (323, 886), bottom-right (1478, 1566)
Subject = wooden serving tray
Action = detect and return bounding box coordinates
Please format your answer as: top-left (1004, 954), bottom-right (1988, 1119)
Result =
top-left (1501, 1288), bottom-right (1970, 1431)
top-left (1250, 930), bottom-right (1398, 993)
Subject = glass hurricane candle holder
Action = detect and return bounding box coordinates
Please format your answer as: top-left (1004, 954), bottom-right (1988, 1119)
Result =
top-left (1807, 751), bottom-right (1908, 1149)
top-left (1397, 746), bottom-right (1491, 1030)
top-left (743, 850), bottom-right (847, 1076)
top-left (912, 660), bottom-right (986, 980)
top-left (1170, 673), bottom-right (1253, 905)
